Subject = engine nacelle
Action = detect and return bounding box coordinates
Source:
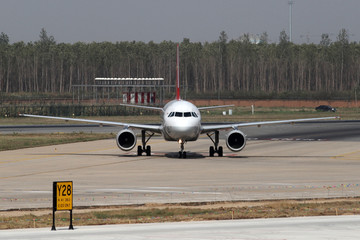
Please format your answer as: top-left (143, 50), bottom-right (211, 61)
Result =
top-left (116, 129), bottom-right (137, 151)
top-left (226, 130), bottom-right (246, 152)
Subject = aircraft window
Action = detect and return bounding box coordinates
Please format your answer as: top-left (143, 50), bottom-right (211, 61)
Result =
top-left (168, 112), bottom-right (175, 117)
top-left (192, 112), bottom-right (198, 118)
top-left (175, 112), bottom-right (183, 117)
top-left (184, 112), bottom-right (191, 117)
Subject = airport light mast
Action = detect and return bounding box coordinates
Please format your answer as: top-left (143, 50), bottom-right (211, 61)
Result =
top-left (288, 0), bottom-right (294, 42)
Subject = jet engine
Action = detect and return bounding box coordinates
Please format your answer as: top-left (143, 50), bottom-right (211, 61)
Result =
top-left (226, 130), bottom-right (246, 152)
top-left (116, 129), bottom-right (137, 151)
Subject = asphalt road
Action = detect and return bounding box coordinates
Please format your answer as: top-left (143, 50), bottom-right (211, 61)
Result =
top-left (2, 215), bottom-right (360, 240)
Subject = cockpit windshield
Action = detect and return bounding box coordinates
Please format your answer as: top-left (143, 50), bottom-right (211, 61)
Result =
top-left (184, 112), bottom-right (191, 117)
top-left (167, 112), bottom-right (199, 118)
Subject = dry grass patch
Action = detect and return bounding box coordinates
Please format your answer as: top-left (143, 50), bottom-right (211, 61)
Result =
top-left (2, 198), bottom-right (360, 229)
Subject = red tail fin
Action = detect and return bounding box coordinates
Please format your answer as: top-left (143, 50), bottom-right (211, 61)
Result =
top-left (176, 43), bottom-right (180, 100)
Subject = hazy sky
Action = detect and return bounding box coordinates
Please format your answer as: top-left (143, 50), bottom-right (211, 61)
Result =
top-left (1, 0), bottom-right (359, 44)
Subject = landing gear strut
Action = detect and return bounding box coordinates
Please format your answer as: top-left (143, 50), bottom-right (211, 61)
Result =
top-left (137, 130), bottom-right (154, 156)
top-left (206, 131), bottom-right (223, 157)
top-left (178, 140), bottom-right (187, 158)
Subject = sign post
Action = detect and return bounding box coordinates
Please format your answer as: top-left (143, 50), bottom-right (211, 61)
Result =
top-left (52, 181), bottom-right (73, 231)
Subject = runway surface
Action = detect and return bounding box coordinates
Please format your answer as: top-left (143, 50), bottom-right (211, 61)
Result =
top-left (3, 215), bottom-right (360, 239)
top-left (1, 121), bottom-right (360, 210)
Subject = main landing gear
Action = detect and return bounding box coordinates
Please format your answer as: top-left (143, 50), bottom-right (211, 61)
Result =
top-left (178, 139), bottom-right (187, 158)
top-left (206, 131), bottom-right (223, 157)
top-left (137, 130), bottom-right (154, 156)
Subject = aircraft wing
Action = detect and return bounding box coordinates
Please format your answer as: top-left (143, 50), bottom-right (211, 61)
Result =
top-left (19, 114), bottom-right (162, 133)
top-left (198, 105), bottom-right (234, 110)
top-left (119, 103), bottom-right (163, 111)
top-left (201, 116), bottom-right (340, 133)
top-left (120, 103), bottom-right (234, 111)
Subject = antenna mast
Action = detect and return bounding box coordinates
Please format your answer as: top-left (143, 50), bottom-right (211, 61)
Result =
top-left (288, 0), bottom-right (294, 42)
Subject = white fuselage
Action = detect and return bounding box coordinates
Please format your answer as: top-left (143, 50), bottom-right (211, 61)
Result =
top-left (162, 100), bottom-right (201, 141)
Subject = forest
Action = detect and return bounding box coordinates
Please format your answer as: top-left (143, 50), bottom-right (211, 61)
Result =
top-left (0, 29), bottom-right (359, 100)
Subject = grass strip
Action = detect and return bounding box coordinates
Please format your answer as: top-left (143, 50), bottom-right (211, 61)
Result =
top-left (1, 199), bottom-right (360, 229)
top-left (0, 133), bottom-right (114, 151)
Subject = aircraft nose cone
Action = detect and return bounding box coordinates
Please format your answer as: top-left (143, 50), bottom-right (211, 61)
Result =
top-left (166, 125), bottom-right (200, 141)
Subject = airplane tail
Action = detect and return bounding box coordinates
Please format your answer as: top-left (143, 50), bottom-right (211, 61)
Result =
top-left (176, 43), bottom-right (180, 100)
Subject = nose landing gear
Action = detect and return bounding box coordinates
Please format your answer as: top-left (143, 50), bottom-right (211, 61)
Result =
top-left (178, 139), bottom-right (187, 158)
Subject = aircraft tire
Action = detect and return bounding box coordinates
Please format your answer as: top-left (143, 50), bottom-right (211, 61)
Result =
top-left (209, 146), bottom-right (215, 157)
top-left (218, 146), bottom-right (223, 157)
top-left (137, 146), bottom-right (142, 156)
top-left (146, 146), bottom-right (151, 156)
top-left (183, 151), bottom-right (187, 158)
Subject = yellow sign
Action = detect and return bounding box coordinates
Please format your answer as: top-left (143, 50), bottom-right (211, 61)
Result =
top-left (55, 181), bottom-right (73, 211)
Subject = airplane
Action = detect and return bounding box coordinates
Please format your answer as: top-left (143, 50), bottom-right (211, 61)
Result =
top-left (20, 44), bottom-right (339, 158)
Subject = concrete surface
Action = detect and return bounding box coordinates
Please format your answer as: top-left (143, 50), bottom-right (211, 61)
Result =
top-left (2, 215), bottom-right (360, 240)
top-left (1, 131), bottom-right (360, 210)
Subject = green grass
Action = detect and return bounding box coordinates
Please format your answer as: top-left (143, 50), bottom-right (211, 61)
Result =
top-left (0, 133), bottom-right (114, 151)
top-left (201, 106), bottom-right (346, 121)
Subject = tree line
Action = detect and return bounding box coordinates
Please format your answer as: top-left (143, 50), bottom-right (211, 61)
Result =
top-left (0, 29), bottom-right (359, 99)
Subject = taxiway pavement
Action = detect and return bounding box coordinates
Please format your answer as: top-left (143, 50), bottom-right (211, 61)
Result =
top-left (1, 121), bottom-right (360, 210)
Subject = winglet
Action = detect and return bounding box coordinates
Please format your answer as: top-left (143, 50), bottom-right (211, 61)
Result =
top-left (176, 43), bottom-right (180, 100)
